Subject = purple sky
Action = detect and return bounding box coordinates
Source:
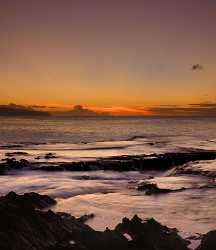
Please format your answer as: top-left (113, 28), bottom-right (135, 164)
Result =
top-left (0, 0), bottom-right (216, 112)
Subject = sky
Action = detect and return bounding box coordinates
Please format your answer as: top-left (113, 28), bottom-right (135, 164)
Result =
top-left (0, 0), bottom-right (216, 116)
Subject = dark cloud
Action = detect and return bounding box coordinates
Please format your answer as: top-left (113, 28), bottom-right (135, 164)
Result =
top-left (30, 105), bottom-right (57, 109)
top-left (191, 64), bottom-right (203, 71)
top-left (189, 103), bottom-right (216, 107)
top-left (151, 104), bottom-right (179, 107)
top-left (149, 105), bottom-right (216, 117)
top-left (67, 105), bottom-right (110, 117)
top-left (30, 105), bottom-right (47, 109)
top-left (0, 104), bottom-right (51, 117)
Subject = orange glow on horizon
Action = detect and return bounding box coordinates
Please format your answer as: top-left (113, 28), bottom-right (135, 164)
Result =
top-left (15, 103), bottom-right (152, 116)
top-left (91, 106), bottom-right (151, 116)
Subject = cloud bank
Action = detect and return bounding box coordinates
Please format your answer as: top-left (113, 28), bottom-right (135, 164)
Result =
top-left (148, 103), bottom-right (216, 117)
top-left (66, 105), bottom-right (110, 117)
top-left (0, 103), bottom-right (215, 117)
top-left (0, 104), bottom-right (50, 117)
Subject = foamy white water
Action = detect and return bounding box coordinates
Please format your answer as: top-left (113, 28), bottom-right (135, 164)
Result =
top-left (0, 169), bottom-right (215, 236)
top-left (0, 116), bottom-right (216, 238)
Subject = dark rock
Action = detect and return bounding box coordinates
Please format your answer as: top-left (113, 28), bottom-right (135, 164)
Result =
top-left (0, 158), bottom-right (30, 172)
top-left (0, 191), bottom-right (56, 209)
top-left (45, 153), bottom-right (58, 159)
top-left (0, 144), bottom-right (23, 149)
top-left (0, 192), bottom-right (93, 250)
top-left (170, 159), bottom-right (216, 178)
top-left (0, 192), bottom-right (192, 250)
top-left (115, 215), bottom-right (190, 250)
top-left (196, 230), bottom-right (216, 250)
top-left (5, 152), bottom-right (29, 157)
top-left (59, 151), bottom-right (216, 172)
top-left (61, 162), bottom-right (99, 171)
top-left (78, 214), bottom-right (95, 223)
top-left (34, 153), bottom-right (58, 160)
top-left (38, 165), bottom-right (65, 171)
top-left (47, 241), bottom-right (87, 250)
top-left (137, 182), bottom-right (186, 195)
top-left (2, 151), bottom-right (216, 173)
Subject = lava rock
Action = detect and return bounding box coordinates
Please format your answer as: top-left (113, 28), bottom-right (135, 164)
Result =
top-left (137, 182), bottom-right (186, 195)
top-left (0, 191), bottom-right (56, 209)
top-left (0, 192), bottom-right (192, 250)
top-left (0, 192), bottom-right (92, 250)
top-left (78, 213), bottom-right (95, 223)
top-left (44, 153), bottom-right (58, 159)
top-left (5, 152), bottom-right (29, 157)
top-left (0, 158), bottom-right (30, 174)
top-left (196, 230), bottom-right (216, 250)
top-left (2, 151), bottom-right (216, 173)
top-left (115, 215), bottom-right (190, 250)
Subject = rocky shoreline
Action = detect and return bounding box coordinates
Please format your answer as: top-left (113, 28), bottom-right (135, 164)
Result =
top-left (1, 150), bottom-right (216, 174)
top-left (0, 191), bottom-right (215, 250)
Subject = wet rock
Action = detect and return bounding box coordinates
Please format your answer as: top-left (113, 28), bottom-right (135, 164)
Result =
top-left (196, 230), bottom-right (216, 250)
top-left (170, 159), bottom-right (216, 178)
top-left (78, 213), bottom-right (95, 223)
top-left (1, 151), bottom-right (216, 173)
top-left (45, 153), bottom-right (58, 159)
top-left (0, 167), bottom-right (7, 175)
top-left (137, 182), bottom-right (186, 195)
top-left (61, 161), bottom-right (100, 171)
top-left (0, 144), bottom-right (23, 149)
top-left (0, 192), bottom-right (193, 250)
top-left (0, 192), bottom-right (93, 250)
top-left (0, 191), bottom-right (56, 209)
top-left (115, 215), bottom-right (190, 250)
top-left (0, 158), bottom-right (30, 172)
top-left (5, 151), bottom-right (29, 157)
top-left (73, 175), bottom-right (93, 180)
top-left (35, 153), bottom-right (58, 160)
top-left (47, 241), bottom-right (87, 250)
top-left (38, 165), bottom-right (65, 171)
top-left (59, 151), bottom-right (216, 172)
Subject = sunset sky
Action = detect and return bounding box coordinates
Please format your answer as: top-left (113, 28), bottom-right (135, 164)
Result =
top-left (0, 1), bottom-right (216, 116)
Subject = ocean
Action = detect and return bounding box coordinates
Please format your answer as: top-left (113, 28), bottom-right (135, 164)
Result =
top-left (0, 116), bottom-right (216, 240)
top-left (0, 116), bottom-right (216, 161)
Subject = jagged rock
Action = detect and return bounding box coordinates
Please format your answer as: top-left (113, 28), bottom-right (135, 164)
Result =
top-left (1, 151), bottom-right (216, 172)
top-left (0, 192), bottom-right (93, 250)
top-left (0, 191), bottom-right (56, 209)
top-left (47, 241), bottom-right (88, 250)
top-left (0, 158), bottom-right (30, 174)
top-left (196, 230), bottom-right (216, 250)
top-left (1, 158), bottom-right (30, 169)
top-left (78, 213), bottom-right (95, 223)
top-left (45, 153), bottom-right (58, 159)
top-left (0, 192), bottom-right (192, 250)
top-left (35, 153), bottom-right (58, 160)
top-left (49, 151), bottom-right (216, 172)
top-left (115, 215), bottom-right (190, 250)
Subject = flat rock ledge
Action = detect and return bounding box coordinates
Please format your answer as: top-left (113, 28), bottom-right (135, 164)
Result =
top-left (0, 192), bottom-right (215, 250)
top-left (1, 151), bottom-right (216, 173)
